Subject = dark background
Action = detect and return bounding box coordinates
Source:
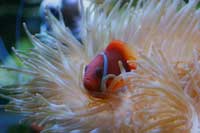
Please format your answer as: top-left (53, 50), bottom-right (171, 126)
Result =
top-left (0, 0), bottom-right (80, 132)
top-left (0, 0), bottom-right (41, 132)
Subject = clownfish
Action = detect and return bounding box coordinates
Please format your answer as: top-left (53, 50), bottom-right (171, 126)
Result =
top-left (83, 40), bottom-right (136, 95)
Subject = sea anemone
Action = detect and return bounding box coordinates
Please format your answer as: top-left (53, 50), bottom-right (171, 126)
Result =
top-left (1, 0), bottom-right (200, 132)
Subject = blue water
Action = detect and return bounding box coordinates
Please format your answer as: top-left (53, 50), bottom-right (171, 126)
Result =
top-left (0, 109), bottom-right (23, 133)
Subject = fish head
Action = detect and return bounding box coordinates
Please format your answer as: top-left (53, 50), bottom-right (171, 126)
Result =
top-left (83, 55), bottom-right (104, 92)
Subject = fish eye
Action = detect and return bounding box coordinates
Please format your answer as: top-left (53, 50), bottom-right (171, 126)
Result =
top-left (95, 67), bottom-right (103, 78)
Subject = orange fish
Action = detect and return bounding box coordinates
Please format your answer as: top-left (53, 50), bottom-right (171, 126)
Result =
top-left (83, 40), bottom-right (136, 95)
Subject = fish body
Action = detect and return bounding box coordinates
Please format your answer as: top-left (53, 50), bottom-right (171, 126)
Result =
top-left (83, 40), bottom-right (136, 94)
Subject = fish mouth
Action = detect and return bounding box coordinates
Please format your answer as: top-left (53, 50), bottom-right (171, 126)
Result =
top-left (83, 78), bottom-right (100, 92)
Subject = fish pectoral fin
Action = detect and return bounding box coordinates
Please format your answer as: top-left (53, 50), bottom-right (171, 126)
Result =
top-left (127, 60), bottom-right (137, 70)
top-left (129, 63), bottom-right (137, 70)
